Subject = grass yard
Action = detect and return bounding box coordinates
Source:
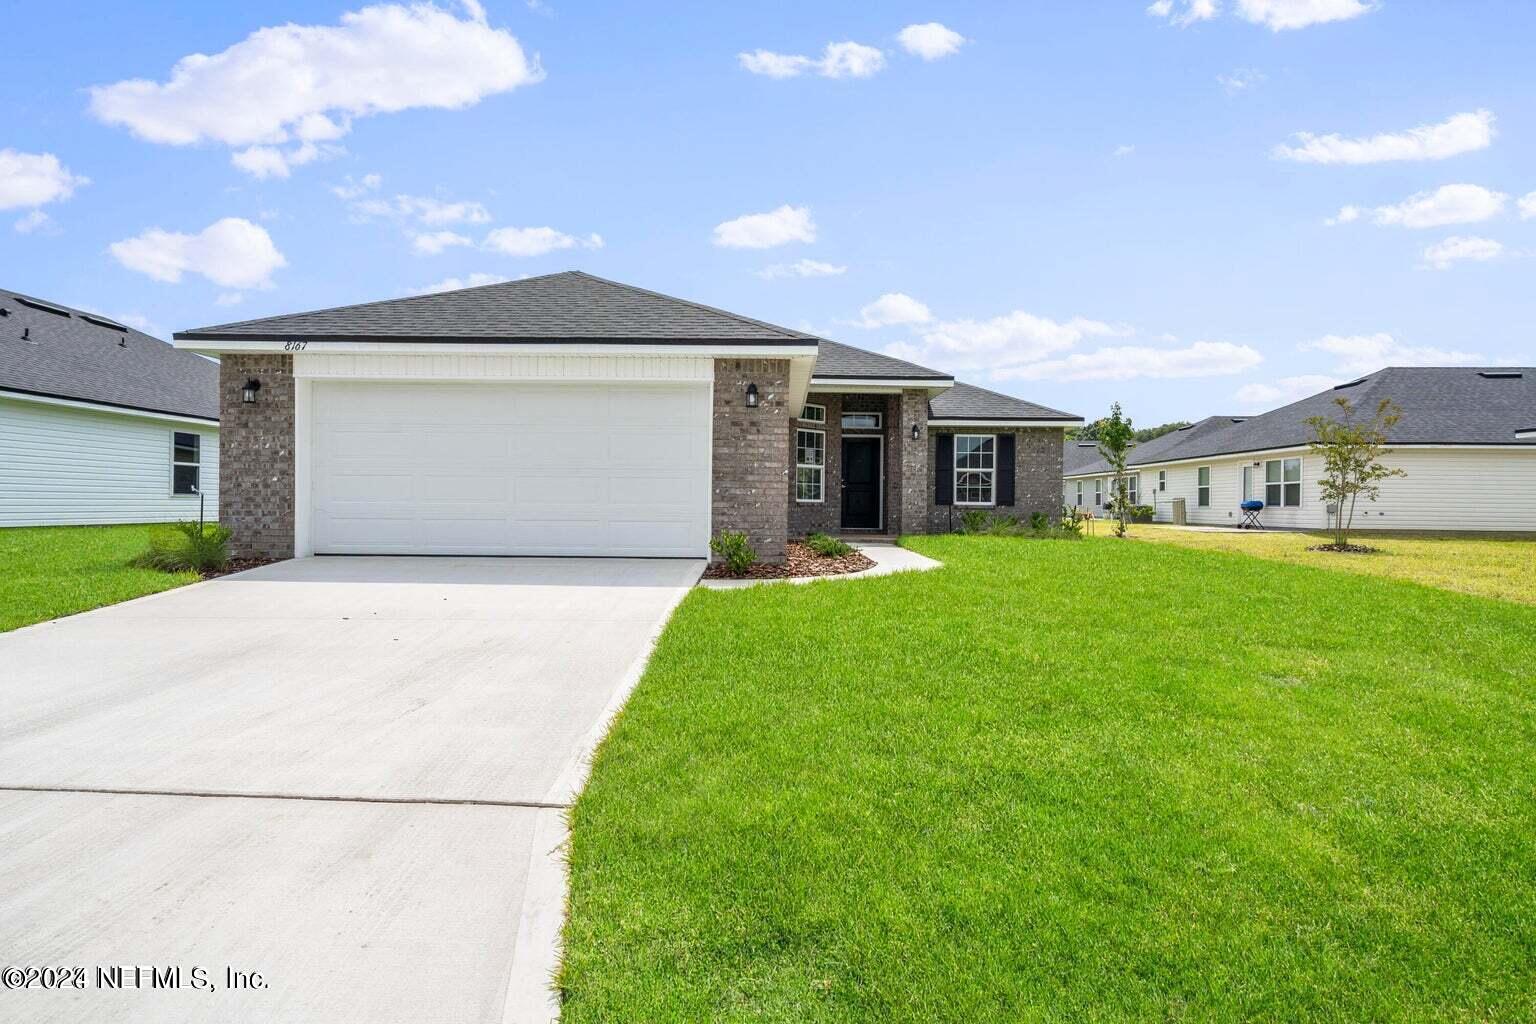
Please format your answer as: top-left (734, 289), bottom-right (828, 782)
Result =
top-left (561, 535), bottom-right (1536, 1022)
top-left (0, 524), bottom-right (198, 633)
top-left (1123, 524), bottom-right (1536, 606)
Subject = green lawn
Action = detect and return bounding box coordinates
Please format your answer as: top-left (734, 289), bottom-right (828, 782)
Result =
top-left (1123, 524), bottom-right (1536, 606)
top-left (561, 535), bottom-right (1536, 1022)
top-left (0, 524), bottom-right (198, 633)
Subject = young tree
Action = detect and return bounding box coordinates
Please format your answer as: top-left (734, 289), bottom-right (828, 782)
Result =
top-left (1305, 396), bottom-right (1406, 549)
top-left (1097, 402), bottom-right (1135, 537)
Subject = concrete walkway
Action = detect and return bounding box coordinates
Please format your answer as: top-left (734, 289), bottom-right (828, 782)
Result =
top-left (698, 543), bottom-right (942, 590)
top-left (0, 556), bottom-right (702, 1023)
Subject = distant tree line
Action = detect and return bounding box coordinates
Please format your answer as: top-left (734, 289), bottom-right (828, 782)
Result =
top-left (1068, 418), bottom-right (1191, 444)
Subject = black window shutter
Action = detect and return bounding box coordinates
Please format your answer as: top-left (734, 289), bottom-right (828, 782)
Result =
top-left (996, 434), bottom-right (1016, 506)
top-left (935, 433), bottom-right (954, 506)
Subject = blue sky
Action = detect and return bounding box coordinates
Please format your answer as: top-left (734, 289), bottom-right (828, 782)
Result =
top-left (4, 0), bottom-right (1533, 425)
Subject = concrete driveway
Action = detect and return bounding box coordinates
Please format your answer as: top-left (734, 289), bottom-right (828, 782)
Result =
top-left (0, 556), bottom-right (701, 1023)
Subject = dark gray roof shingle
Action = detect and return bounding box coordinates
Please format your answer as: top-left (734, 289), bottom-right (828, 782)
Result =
top-left (929, 381), bottom-right (1080, 422)
top-left (1, 289), bottom-right (218, 420)
top-left (176, 270), bottom-right (818, 344)
top-left (811, 338), bottom-right (951, 380)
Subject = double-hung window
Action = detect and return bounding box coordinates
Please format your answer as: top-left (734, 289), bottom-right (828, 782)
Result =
top-left (1094, 478), bottom-right (1103, 506)
top-left (172, 431), bottom-right (201, 495)
top-left (1158, 470), bottom-right (1166, 492)
top-left (954, 434), bottom-right (995, 505)
top-left (795, 429), bottom-right (825, 502)
top-left (1074, 481), bottom-right (1083, 507)
top-left (1128, 474), bottom-right (1139, 505)
top-left (1265, 457), bottom-right (1301, 508)
top-left (1196, 466), bottom-right (1211, 507)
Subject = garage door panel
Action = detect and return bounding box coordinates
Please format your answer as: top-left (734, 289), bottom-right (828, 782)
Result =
top-left (311, 381), bottom-right (710, 556)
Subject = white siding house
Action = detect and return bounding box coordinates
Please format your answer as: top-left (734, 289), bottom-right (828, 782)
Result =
top-left (0, 288), bottom-right (220, 527)
top-left (1064, 368), bottom-right (1536, 533)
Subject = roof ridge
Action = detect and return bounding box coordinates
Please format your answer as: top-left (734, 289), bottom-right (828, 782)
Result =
top-left (562, 271), bottom-right (812, 341)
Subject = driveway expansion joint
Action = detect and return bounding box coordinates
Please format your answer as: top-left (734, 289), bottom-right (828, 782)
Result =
top-left (0, 784), bottom-right (572, 810)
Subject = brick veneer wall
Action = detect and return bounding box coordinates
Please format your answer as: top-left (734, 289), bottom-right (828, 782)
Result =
top-left (219, 354), bottom-right (295, 559)
top-left (925, 427), bottom-right (1065, 533)
top-left (786, 393), bottom-right (907, 537)
top-left (713, 358), bottom-right (790, 561)
top-left (897, 389), bottom-right (929, 535)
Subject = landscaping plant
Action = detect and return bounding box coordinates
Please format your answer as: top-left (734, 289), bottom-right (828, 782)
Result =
top-left (804, 532), bottom-right (855, 558)
top-left (1097, 402), bottom-right (1135, 537)
top-left (1306, 397), bottom-right (1406, 551)
top-left (708, 530), bottom-right (757, 575)
top-left (135, 520), bottom-right (232, 573)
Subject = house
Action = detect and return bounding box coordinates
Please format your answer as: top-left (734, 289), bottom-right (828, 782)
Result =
top-left (1, 288), bottom-right (219, 526)
top-left (1063, 367), bottom-right (1536, 532)
top-left (172, 271), bottom-right (1081, 560)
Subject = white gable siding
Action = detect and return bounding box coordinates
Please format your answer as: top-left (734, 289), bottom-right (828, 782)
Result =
top-left (0, 395), bottom-right (219, 526)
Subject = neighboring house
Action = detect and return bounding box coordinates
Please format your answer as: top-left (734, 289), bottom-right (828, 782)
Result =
top-left (172, 271), bottom-right (1081, 560)
top-left (1, 288), bottom-right (219, 527)
top-left (1063, 367), bottom-right (1536, 532)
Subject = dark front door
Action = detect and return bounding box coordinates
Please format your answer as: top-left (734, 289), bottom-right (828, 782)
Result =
top-left (841, 437), bottom-right (882, 530)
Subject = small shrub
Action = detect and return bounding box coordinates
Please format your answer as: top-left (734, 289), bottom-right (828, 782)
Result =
top-left (1131, 504), bottom-right (1155, 524)
top-left (135, 521), bottom-right (231, 573)
top-left (959, 509), bottom-right (991, 534)
top-left (984, 513), bottom-right (1020, 536)
top-left (1059, 507), bottom-right (1088, 536)
top-left (1029, 511), bottom-right (1051, 531)
top-left (805, 532), bottom-right (855, 557)
top-left (709, 530), bottom-right (757, 575)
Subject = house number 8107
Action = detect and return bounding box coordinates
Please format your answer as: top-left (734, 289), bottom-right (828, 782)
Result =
top-left (283, 341), bottom-right (308, 351)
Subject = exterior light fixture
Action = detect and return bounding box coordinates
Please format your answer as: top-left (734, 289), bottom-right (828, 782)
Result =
top-left (242, 379), bottom-right (262, 404)
top-left (911, 423), bottom-right (921, 441)
top-left (745, 383), bottom-right (759, 408)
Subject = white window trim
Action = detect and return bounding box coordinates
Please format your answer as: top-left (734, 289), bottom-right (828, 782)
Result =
top-left (1265, 457), bottom-right (1303, 508)
top-left (171, 430), bottom-right (201, 497)
top-left (796, 428), bottom-right (826, 503)
top-left (1094, 478), bottom-right (1103, 506)
top-left (841, 411), bottom-right (883, 431)
top-left (799, 403), bottom-right (826, 424)
top-left (1158, 470), bottom-right (1166, 492)
top-left (1074, 480), bottom-right (1083, 507)
top-left (1197, 466), bottom-right (1211, 507)
top-left (954, 433), bottom-right (996, 507)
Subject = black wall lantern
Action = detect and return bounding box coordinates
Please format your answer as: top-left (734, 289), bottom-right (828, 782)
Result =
top-left (910, 422), bottom-right (921, 441)
top-left (745, 382), bottom-right (759, 408)
top-left (242, 379), bottom-right (262, 404)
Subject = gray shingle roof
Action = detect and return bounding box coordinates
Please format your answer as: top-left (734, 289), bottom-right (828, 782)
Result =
top-left (1064, 415), bottom-right (1249, 477)
top-left (811, 338), bottom-right (951, 380)
top-left (1, 289), bottom-right (218, 420)
top-left (929, 381), bottom-right (1080, 422)
top-left (176, 271), bottom-right (818, 344)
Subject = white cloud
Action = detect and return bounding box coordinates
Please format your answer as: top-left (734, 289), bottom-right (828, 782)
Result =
top-left (414, 271), bottom-right (509, 294)
top-left (1274, 110), bottom-right (1495, 165)
top-left (1518, 192), bottom-right (1536, 219)
top-left (1236, 0), bottom-right (1374, 30)
top-left (1113, 144), bottom-right (1136, 158)
top-left (999, 341), bottom-right (1263, 382)
top-left (918, 311), bottom-right (1129, 370)
top-left (1217, 68), bottom-right (1265, 95)
top-left (412, 230), bottom-right (473, 254)
top-left (897, 23), bottom-right (965, 61)
top-left (482, 225), bottom-right (603, 257)
top-left (712, 205), bottom-right (816, 249)
top-left (1235, 374), bottom-right (1344, 412)
top-left (757, 258), bottom-right (846, 280)
top-left (1365, 184), bottom-right (1507, 228)
top-left (738, 42), bottom-right (885, 79)
top-left (1301, 332), bottom-right (1482, 373)
top-left (1325, 205), bottom-right (1361, 226)
top-left (1421, 235), bottom-right (1505, 270)
top-left (855, 293), bottom-right (932, 328)
top-left (331, 173), bottom-right (382, 200)
top-left (215, 292), bottom-right (245, 307)
top-left (14, 210), bottom-right (52, 234)
top-left (1146, 0), bottom-right (1219, 27)
top-left (109, 217), bottom-right (286, 289)
top-left (89, 3), bottom-right (543, 177)
top-left (0, 149), bottom-right (89, 210)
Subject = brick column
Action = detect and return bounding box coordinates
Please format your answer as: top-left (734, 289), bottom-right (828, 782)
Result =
top-left (898, 388), bottom-right (930, 535)
top-left (712, 358), bottom-right (790, 561)
top-left (219, 354), bottom-right (295, 559)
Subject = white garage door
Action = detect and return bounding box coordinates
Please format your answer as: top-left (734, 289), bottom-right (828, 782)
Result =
top-left (310, 381), bottom-right (710, 557)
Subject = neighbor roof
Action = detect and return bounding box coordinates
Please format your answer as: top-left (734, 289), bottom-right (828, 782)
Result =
top-left (1064, 367), bottom-right (1536, 476)
top-left (929, 381), bottom-right (1081, 422)
top-left (811, 338), bottom-right (951, 381)
top-left (1, 289), bottom-right (218, 420)
top-left (175, 270), bottom-right (818, 345)
top-left (1064, 415), bottom-right (1248, 477)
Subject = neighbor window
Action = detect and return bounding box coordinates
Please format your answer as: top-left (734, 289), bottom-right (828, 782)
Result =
top-left (954, 434), bottom-right (996, 505)
top-left (1266, 458), bottom-right (1301, 508)
top-left (796, 429), bottom-right (825, 502)
top-left (1128, 474), bottom-right (1139, 505)
top-left (799, 403), bottom-right (826, 424)
top-left (1197, 466), bottom-right (1211, 507)
top-left (1094, 478), bottom-right (1103, 506)
top-left (1075, 481), bottom-right (1083, 507)
top-left (1158, 470), bottom-right (1166, 492)
top-left (841, 411), bottom-right (882, 431)
top-left (172, 431), bottom-right (200, 495)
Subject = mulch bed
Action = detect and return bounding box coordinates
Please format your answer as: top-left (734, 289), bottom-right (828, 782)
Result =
top-left (200, 557), bottom-right (281, 580)
top-left (1306, 543), bottom-right (1380, 554)
top-left (703, 541), bottom-right (875, 580)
